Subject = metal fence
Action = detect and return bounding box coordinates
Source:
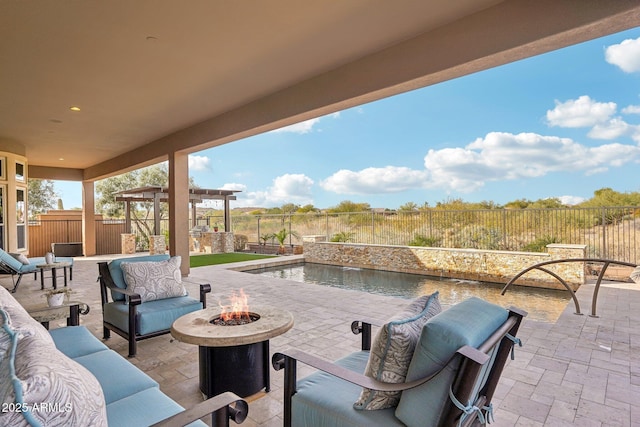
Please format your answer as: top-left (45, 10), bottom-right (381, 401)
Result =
top-left (28, 206), bottom-right (640, 264)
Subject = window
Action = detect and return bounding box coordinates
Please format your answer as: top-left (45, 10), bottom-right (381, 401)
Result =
top-left (0, 157), bottom-right (5, 180)
top-left (16, 188), bottom-right (25, 249)
top-left (15, 161), bottom-right (25, 182)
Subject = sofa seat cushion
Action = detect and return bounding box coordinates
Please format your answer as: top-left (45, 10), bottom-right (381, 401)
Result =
top-left (104, 296), bottom-right (203, 336)
top-left (292, 351), bottom-right (405, 427)
top-left (49, 325), bottom-right (109, 358)
top-left (355, 292), bottom-right (441, 410)
top-left (73, 349), bottom-right (158, 404)
top-left (395, 297), bottom-right (509, 427)
top-left (0, 320), bottom-right (108, 427)
top-left (106, 387), bottom-right (207, 427)
top-left (121, 256), bottom-right (186, 302)
top-left (107, 254), bottom-right (171, 301)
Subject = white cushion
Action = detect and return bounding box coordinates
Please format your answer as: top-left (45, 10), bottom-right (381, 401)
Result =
top-left (354, 292), bottom-right (441, 410)
top-left (9, 253), bottom-right (29, 265)
top-left (0, 316), bottom-right (108, 427)
top-left (121, 256), bottom-right (186, 303)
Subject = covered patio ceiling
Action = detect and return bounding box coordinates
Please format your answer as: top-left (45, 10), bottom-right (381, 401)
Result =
top-left (2, 1), bottom-right (639, 182)
top-left (2, 0), bottom-right (639, 271)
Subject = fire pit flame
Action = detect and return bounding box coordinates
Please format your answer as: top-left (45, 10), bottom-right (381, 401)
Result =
top-left (212, 289), bottom-right (260, 326)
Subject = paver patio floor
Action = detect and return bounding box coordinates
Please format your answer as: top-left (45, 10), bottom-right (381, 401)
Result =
top-left (4, 255), bottom-right (639, 426)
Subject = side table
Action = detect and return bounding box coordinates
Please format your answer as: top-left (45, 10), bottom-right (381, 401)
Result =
top-left (36, 261), bottom-right (72, 290)
top-left (26, 301), bottom-right (90, 330)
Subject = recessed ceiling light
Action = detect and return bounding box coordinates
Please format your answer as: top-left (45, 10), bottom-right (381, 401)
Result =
top-left (50, 119), bottom-right (63, 123)
top-left (69, 106), bottom-right (81, 112)
top-left (146, 36), bottom-right (158, 41)
top-left (58, 158), bottom-right (64, 161)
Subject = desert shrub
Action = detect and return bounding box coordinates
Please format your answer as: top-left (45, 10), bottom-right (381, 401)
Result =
top-left (522, 235), bottom-right (560, 252)
top-left (408, 234), bottom-right (440, 247)
top-left (330, 231), bottom-right (355, 242)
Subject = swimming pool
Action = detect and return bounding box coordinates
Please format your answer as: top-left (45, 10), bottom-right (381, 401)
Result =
top-left (248, 262), bottom-right (570, 322)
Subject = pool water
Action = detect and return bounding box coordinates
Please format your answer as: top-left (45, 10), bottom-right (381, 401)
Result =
top-left (248, 262), bottom-right (570, 322)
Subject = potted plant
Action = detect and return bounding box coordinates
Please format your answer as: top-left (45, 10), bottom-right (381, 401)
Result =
top-left (273, 228), bottom-right (300, 255)
top-left (43, 287), bottom-right (73, 307)
top-left (213, 223), bottom-right (219, 232)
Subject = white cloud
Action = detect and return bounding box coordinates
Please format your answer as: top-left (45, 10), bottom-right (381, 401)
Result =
top-left (220, 183), bottom-right (247, 192)
top-left (622, 105), bottom-right (640, 114)
top-left (423, 132), bottom-right (640, 192)
top-left (546, 96), bottom-right (616, 128)
top-left (272, 118), bottom-right (321, 134)
top-left (320, 166), bottom-right (429, 194)
top-left (236, 174), bottom-right (314, 207)
top-left (270, 112), bottom-right (340, 134)
top-left (188, 155), bottom-right (210, 171)
top-left (605, 37), bottom-right (640, 73)
top-left (318, 132), bottom-right (640, 196)
top-left (558, 195), bottom-right (585, 206)
top-left (587, 117), bottom-right (631, 139)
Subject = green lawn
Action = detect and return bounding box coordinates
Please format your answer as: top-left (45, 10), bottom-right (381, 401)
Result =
top-left (189, 253), bottom-right (276, 268)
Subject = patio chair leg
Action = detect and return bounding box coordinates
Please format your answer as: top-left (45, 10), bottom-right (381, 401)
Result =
top-left (128, 337), bottom-right (137, 358)
top-left (11, 274), bottom-right (23, 293)
top-left (103, 327), bottom-right (111, 339)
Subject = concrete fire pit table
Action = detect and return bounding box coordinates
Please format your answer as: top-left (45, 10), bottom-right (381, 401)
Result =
top-left (171, 305), bottom-right (294, 399)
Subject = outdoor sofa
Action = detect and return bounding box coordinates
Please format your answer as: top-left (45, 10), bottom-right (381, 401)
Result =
top-left (0, 285), bottom-right (248, 426)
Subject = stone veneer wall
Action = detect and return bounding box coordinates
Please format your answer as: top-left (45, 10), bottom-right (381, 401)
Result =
top-left (303, 242), bottom-right (587, 290)
top-left (198, 232), bottom-right (234, 253)
top-left (121, 233), bottom-right (136, 255)
top-left (149, 235), bottom-right (166, 255)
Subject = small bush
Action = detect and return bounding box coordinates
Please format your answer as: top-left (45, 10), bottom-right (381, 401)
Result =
top-left (408, 234), bottom-right (440, 247)
top-left (522, 235), bottom-right (560, 252)
top-left (331, 231), bottom-right (355, 242)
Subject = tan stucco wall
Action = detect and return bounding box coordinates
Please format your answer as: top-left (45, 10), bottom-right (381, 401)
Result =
top-left (303, 242), bottom-right (587, 290)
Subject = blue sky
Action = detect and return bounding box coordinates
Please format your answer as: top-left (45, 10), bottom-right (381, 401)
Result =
top-left (57, 27), bottom-right (640, 210)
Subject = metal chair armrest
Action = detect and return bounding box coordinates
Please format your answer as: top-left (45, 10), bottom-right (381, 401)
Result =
top-left (272, 346), bottom-right (485, 393)
top-left (107, 285), bottom-right (142, 305)
top-left (150, 391), bottom-right (248, 427)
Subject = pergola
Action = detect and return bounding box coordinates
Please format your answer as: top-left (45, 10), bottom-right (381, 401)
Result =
top-left (114, 186), bottom-right (239, 236)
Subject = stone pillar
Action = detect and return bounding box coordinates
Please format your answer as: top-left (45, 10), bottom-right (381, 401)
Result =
top-left (121, 233), bottom-right (136, 254)
top-left (149, 235), bottom-right (166, 255)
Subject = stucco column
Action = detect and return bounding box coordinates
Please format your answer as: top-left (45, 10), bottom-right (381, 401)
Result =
top-left (82, 181), bottom-right (96, 256)
top-left (168, 152), bottom-right (190, 276)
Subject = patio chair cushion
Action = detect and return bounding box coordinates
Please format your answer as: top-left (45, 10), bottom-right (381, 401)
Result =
top-left (0, 315), bottom-right (108, 427)
top-left (0, 249), bottom-right (25, 272)
top-left (395, 296), bottom-right (508, 427)
top-left (354, 292), bottom-right (441, 410)
top-left (103, 296), bottom-right (203, 335)
top-left (9, 253), bottom-right (29, 265)
top-left (107, 254), bottom-right (171, 301)
top-left (292, 351), bottom-right (405, 427)
top-left (121, 256), bottom-right (186, 303)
